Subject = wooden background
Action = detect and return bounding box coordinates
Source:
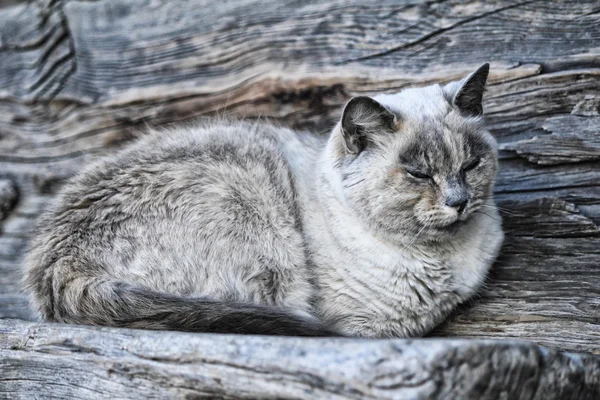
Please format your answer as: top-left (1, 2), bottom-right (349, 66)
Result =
top-left (0, 0), bottom-right (599, 397)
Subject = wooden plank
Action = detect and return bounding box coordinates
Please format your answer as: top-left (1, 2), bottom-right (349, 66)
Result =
top-left (1, 319), bottom-right (599, 399)
top-left (2, 0), bottom-right (597, 103)
top-left (500, 116), bottom-right (600, 165)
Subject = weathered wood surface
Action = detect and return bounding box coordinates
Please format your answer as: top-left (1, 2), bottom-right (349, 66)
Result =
top-left (1, 319), bottom-right (599, 399)
top-left (0, 0), bottom-right (599, 396)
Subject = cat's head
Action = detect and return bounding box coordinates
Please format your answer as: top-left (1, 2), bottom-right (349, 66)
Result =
top-left (328, 64), bottom-right (498, 242)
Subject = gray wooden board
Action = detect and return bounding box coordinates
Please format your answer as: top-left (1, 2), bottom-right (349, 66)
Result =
top-left (0, 0), bottom-right (599, 397)
top-left (1, 319), bottom-right (599, 399)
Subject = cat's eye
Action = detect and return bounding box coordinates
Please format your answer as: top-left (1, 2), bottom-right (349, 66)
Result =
top-left (462, 158), bottom-right (481, 172)
top-left (406, 169), bottom-right (432, 180)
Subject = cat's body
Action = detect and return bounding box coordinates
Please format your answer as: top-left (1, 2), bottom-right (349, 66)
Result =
top-left (24, 64), bottom-right (503, 337)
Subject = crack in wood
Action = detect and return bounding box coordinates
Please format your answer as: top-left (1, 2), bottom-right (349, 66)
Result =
top-left (8, 0), bottom-right (79, 102)
top-left (39, 0), bottom-right (77, 101)
top-left (335, 0), bottom-right (540, 65)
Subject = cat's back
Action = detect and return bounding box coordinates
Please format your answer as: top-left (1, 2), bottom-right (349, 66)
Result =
top-left (38, 121), bottom-right (296, 228)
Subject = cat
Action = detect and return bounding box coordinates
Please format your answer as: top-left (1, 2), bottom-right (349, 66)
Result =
top-left (23, 63), bottom-right (503, 337)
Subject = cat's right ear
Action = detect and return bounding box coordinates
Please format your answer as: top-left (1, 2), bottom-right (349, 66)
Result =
top-left (444, 63), bottom-right (490, 117)
top-left (341, 96), bottom-right (397, 154)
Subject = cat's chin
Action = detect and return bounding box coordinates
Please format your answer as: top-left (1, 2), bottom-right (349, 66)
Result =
top-left (427, 218), bottom-right (472, 240)
top-left (441, 219), bottom-right (464, 232)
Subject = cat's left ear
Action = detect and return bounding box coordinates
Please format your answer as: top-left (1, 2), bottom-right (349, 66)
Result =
top-left (340, 96), bottom-right (397, 154)
top-left (445, 63), bottom-right (490, 117)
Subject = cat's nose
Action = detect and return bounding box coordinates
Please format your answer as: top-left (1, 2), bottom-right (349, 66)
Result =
top-left (445, 197), bottom-right (468, 213)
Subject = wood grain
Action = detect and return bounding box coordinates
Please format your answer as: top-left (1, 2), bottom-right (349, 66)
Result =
top-left (500, 116), bottom-right (600, 165)
top-left (0, 0), bottom-right (599, 396)
top-left (1, 319), bottom-right (599, 399)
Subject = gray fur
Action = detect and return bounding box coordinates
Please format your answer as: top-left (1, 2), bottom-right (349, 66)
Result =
top-left (23, 65), bottom-right (503, 337)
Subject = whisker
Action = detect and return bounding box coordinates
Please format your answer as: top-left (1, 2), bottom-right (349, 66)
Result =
top-left (480, 204), bottom-right (518, 216)
top-left (403, 223), bottom-right (429, 251)
top-left (475, 210), bottom-right (502, 223)
top-left (496, 209), bottom-right (518, 216)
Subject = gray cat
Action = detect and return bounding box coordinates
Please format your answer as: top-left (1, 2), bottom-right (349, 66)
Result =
top-left (23, 64), bottom-right (503, 337)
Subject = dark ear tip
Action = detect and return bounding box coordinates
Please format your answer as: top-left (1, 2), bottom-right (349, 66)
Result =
top-left (342, 96), bottom-right (389, 124)
top-left (475, 63), bottom-right (490, 79)
top-left (340, 96), bottom-right (396, 154)
top-left (344, 96), bottom-right (379, 110)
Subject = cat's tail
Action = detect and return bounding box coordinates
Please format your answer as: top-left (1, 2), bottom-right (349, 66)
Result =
top-left (42, 280), bottom-right (339, 337)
